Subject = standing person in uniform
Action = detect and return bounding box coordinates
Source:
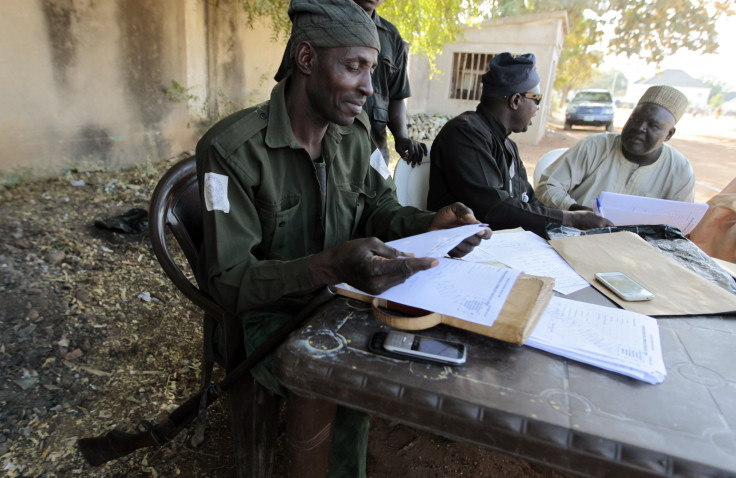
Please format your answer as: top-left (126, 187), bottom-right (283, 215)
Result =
top-left (275, 0), bottom-right (427, 166)
top-left (196, 0), bottom-right (490, 476)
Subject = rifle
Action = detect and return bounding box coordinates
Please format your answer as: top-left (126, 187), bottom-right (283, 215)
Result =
top-left (78, 286), bottom-right (336, 466)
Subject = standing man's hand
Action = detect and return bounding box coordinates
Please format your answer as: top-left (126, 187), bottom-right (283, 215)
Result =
top-left (429, 203), bottom-right (492, 258)
top-left (394, 136), bottom-right (428, 167)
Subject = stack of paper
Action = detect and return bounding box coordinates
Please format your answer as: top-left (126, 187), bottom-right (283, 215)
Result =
top-left (526, 297), bottom-right (666, 384)
top-left (462, 230), bottom-right (589, 294)
top-left (336, 224), bottom-right (521, 328)
top-left (597, 191), bottom-right (709, 235)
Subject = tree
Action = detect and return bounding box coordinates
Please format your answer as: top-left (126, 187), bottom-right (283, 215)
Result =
top-left (236, 0), bottom-right (487, 70)
top-left (605, 0), bottom-right (734, 64)
top-left (479, 0), bottom-right (734, 102)
top-left (374, 0), bottom-right (486, 69)
top-left (235, 0), bottom-right (734, 97)
top-left (701, 76), bottom-right (731, 102)
top-left (588, 69), bottom-right (629, 97)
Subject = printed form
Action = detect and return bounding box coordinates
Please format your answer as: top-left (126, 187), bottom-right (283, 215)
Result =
top-left (336, 224), bottom-right (520, 327)
top-left (526, 296), bottom-right (666, 384)
top-left (462, 230), bottom-right (589, 294)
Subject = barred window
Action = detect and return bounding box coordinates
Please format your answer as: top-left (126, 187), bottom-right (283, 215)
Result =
top-left (450, 52), bottom-right (497, 101)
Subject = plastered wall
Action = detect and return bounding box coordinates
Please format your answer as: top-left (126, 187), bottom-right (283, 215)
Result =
top-left (407, 12), bottom-right (567, 145)
top-left (0, 0), bottom-right (284, 182)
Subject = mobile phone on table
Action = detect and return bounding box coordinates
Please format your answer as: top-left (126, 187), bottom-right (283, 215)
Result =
top-left (369, 331), bottom-right (467, 365)
top-left (594, 272), bottom-right (654, 301)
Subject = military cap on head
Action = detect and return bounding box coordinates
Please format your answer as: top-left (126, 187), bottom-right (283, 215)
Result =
top-left (288, 0), bottom-right (380, 57)
top-left (481, 52), bottom-right (540, 98)
top-left (637, 85), bottom-right (688, 123)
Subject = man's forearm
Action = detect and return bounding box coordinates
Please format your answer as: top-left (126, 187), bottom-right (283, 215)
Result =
top-left (387, 98), bottom-right (409, 138)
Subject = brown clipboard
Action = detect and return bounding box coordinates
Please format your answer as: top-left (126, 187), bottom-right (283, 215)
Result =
top-left (336, 273), bottom-right (555, 345)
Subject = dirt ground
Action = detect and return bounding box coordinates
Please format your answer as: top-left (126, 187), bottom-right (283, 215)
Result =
top-left (1, 111), bottom-right (734, 478)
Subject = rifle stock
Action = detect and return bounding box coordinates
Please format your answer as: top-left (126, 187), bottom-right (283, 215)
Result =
top-left (77, 287), bottom-right (335, 466)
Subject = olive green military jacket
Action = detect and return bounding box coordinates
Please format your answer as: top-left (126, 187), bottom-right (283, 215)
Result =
top-left (195, 81), bottom-right (435, 315)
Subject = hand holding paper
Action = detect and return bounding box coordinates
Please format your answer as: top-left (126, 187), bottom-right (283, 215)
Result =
top-left (596, 191), bottom-right (708, 234)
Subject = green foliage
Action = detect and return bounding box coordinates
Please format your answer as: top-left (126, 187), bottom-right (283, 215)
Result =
top-left (588, 69), bottom-right (629, 97)
top-left (231, 0), bottom-right (734, 103)
top-left (605, 0), bottom-right (734, 64)
top-left (237, 0), bottom-right (291, 41)
top-left (701, 76), bottom-right (731, 101)
top-left (163, 80), bottom-right (199, 103)
top-left (484, 0), bottom-right (733, 102)
top-left (378, 0), bottom-right (486, 69)
top-left (709, 92), bottom-right (725, 108)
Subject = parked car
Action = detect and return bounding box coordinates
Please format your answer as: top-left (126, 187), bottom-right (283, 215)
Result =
top-left (565, 89), bottom-right (615, 131)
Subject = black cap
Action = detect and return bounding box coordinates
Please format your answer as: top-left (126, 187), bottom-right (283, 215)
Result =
top-left (481, 52), bottom-right (540, 97)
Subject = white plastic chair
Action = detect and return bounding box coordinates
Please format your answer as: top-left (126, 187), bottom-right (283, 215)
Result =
top-left (393, 150), bottom-right (431, 209)
top-left (533, 148), bottom-right (568, 188)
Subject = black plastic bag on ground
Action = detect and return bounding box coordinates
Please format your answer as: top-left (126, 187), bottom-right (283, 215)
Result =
top-left (94, 208), bottom-right (148, 234)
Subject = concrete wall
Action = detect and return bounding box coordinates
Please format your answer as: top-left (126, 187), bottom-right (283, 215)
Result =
top-left (407, 12), bottom-right (567, 145)
top-left (0, 0), bottom-right (284, 182)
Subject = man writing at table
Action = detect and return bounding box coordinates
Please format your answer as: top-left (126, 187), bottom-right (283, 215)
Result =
top-left (427, 52), bottom-right (612, 237)
top-left (536, 85), bottom-right (694, 211)
top-left (195, 0), bottom-right (489, 475)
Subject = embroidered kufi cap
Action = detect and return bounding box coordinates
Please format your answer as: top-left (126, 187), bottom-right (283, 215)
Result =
top-left (637, 85), bottom-right (688, 122)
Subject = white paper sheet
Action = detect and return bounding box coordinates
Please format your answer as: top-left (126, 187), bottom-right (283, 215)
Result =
top-left (386, 223), bottom-right (488, 258)
top-left (336, 225), bottom-right (520, 327)
top-left (598, 191), bottom-right (709, 235)
top-left (526, 297), bottom-right (666, 384)
top-left (598, 206), bottom-right (675, 228)
top-left (379, 259), bottom-right (520, 327)
top-left (462, 230), bottom-right (588, 294)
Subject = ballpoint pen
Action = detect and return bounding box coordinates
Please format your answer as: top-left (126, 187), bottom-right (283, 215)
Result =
top-left (596, 198), bottom-right (605, 218)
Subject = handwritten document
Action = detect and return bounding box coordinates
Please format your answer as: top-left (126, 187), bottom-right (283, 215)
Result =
top-left (336, 225), bottom-right (520, 327)
top-left (598, 191), bottom-right (709, 235)
top-left (526, 297), bottom-right (666, 384)
top-left (462, 230), bottom-right (588, 294)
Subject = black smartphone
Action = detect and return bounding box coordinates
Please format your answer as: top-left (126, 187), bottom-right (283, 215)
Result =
top-left (369, 331), bottom-right (467, 365)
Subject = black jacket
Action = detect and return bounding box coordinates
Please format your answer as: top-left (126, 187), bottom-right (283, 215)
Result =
top-left (427, 104), bottom-right (562, 236)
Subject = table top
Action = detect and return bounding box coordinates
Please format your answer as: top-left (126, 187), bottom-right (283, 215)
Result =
top-left (274, 290), bottom-right (736, 477)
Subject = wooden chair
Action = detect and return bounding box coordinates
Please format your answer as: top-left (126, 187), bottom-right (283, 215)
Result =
top-left (148, 155), bottom-right (281, 477)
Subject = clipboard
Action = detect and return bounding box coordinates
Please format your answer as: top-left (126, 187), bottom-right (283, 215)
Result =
top-left (337, 273), bottom-right (555, 345)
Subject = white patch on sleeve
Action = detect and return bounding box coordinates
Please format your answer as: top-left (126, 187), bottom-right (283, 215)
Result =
top-left (369, 149), bottom-right (390, 180)
top-left (204, 172), bottom-right (230, 213)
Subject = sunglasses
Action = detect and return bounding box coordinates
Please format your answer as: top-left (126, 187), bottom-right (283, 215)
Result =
top-left (520, 92), bottom-right (543, 105)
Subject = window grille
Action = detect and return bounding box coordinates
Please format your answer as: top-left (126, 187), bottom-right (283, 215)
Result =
top-left (450, 52), bottom-right (497, 101)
